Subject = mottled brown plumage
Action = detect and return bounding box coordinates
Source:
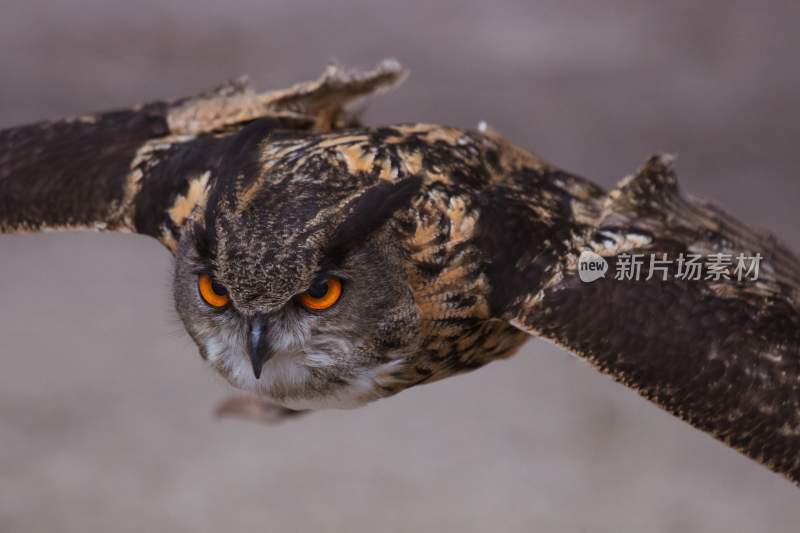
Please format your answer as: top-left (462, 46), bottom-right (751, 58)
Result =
top-left (1, 62), bottom-right (798, 484)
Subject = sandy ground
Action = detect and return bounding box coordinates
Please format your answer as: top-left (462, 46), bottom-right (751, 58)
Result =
top-left (1, 1), bottom-right (799, 531)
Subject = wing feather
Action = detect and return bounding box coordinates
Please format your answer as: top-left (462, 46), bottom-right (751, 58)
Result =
top-left (504, 155), bottom-right (800, 482)
top-left (0, 61), bottom-right (405, 246)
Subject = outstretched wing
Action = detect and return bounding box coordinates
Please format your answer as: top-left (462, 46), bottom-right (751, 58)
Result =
top-left (502, 155), bottom-right (800, 482)
top-left (0, 60), bottom-right (405, 249)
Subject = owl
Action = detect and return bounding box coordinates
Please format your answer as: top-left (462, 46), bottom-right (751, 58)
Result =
top-left (1, 61), bottom-right (799, 484)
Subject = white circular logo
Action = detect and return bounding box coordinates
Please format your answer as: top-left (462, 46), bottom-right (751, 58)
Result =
top-left (578, 251), bottom-right (608, 283)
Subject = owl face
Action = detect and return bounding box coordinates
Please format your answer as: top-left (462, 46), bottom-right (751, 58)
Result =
top-left (172, 164), bottom-right (425, 410)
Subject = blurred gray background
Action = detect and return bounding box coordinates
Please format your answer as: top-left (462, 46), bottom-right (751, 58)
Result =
top-left (1, 1), bottom-right (799, 532)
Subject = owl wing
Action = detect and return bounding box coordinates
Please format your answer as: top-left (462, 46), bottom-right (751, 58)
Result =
top-left (0, 60), bottom-right (405, 249)
top-left (499, 155), bottom-right (800, 483)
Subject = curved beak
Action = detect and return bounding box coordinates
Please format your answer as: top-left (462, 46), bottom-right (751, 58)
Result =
top-left (247, 316), bottom-right (273, 379)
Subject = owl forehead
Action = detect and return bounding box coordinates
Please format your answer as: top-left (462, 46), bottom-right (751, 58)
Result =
top-left (201, 137), bottom-right (369, 309)
top-left (212, 187), bottom-right (357, 312)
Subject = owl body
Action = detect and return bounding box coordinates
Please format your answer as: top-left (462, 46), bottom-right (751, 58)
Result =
top-left (171, 121), bottom-right (588, 409)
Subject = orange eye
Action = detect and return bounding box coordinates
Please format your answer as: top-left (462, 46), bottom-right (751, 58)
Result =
top-left (198, 274), bottom-right (230, 308)
top-left (298, 277), bottom-right (343, 311)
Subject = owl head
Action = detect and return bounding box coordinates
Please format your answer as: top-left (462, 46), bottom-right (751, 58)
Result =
top-left (171, 140), bottom-right (422, 410)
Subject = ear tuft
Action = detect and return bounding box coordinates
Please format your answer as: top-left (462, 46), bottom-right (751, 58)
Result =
top-left (325, 176), bottom-right (423, 260)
